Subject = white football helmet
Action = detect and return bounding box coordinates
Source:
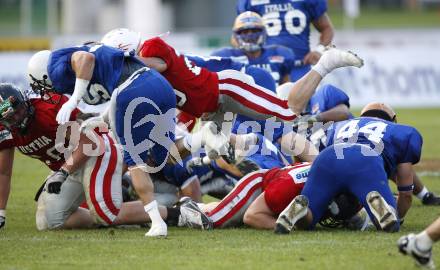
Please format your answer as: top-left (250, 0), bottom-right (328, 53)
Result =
top-left (101, 28), bottom-right (141, 54)
top-left (27, 50), bottom-right (53, 95)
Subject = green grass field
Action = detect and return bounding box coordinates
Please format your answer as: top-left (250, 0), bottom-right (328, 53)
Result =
top-left (1, 108), bottom-right (440, 270)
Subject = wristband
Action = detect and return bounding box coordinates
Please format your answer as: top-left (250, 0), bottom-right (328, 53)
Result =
top-left (397, 184), bottom-right (414, 192)
top-left (0, 209), bottom-right (5, 217)
top-left (71, 78), bottom-right (90, 103)
top-left (314, 44), bottom-right (326, 54)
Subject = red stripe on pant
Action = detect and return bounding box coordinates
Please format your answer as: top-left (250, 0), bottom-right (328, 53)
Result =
top-left (101, 135), bottom-right (120, 217)
top-left (214, 183), bottom-right (262, 228)
top-left (89, 154), bottom-right (113, 225)
top-left (219, 89), bottom-right (297, 121)
top-left (208, 172), bottom-right (265, 228)
top-left (219, 78), bottom-right (288, 108)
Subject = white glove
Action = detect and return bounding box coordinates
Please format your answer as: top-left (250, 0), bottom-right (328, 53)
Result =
top-left (56, 99), bottom-right (79, 124)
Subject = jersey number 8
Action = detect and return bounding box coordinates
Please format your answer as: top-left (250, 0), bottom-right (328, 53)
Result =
top-left (263, 10), bottom-right (307, 36)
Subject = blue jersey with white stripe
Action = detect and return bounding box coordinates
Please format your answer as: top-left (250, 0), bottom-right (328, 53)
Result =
top-left (325, 117), bottom-right (423, 177)
top-left (212, 45), bottom-right (296, 85)
top-left (237, 0), bottom-right (327, 59)
top-left (48, 44), bottom-right (133, 104)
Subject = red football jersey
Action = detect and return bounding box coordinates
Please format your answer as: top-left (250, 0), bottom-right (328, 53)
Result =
top-left (0, 95), bottom-right (80, 171)
top-left (262, 162), bottom-right (311, 214)
top-left (138, 37), bottom-right (220, 117)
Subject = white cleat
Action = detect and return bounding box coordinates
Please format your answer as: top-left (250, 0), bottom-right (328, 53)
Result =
top-left (398, 233), bottom-right (435, 269)
top-left (274, 195), bottom-right (309, 234)
top-left (317, 46), bottom-right (364, 73)
top-left (145, 221), bottom-right (167, 237)
top-left (366, 191), bottom-right (398, 232)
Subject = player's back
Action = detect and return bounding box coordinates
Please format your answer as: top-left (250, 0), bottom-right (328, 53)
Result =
top-left (325, 117), bottom-right (423, 177)
top-left (48, 44), bottom-right (126, 105)
top-left (237, 0), bottom-right (327, 58)
top-left (139, 37), bottom-right (220, 117)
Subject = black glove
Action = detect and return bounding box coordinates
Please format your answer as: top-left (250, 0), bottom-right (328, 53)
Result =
top-left (46, 169), bottom-right (69, 194)
top-left (0, 211), bottom-right (5, 229)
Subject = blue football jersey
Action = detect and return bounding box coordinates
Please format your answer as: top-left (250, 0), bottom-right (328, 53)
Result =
top-left (325, 117), bottom-right (423, 177)
top-left (48, 44), bottom-right (132, 104)
top-left (305, 84), bottom-right (351, 116)
top-left (212, 45), bottom-right (296, 85)
top-left (185, 54), bottom-right (244, 72)
top-left (237, 0), bottom-right (327, 59)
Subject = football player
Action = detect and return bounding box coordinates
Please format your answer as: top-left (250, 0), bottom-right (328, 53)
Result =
top-left (201, 162), bottom-right (364, 230)
top-left (274, 102), bottom-right (422, 234)
top-left (26, 45), bottom-right (222, 236)
top-left (398, 217), bottom-right (438, 269)
top-left (0, 84), bottom-right (211, 232)
top-left (237, 0), bottom-right (335, 81)
top-left (101, 28), bottom-right (361, 127)
top-left (212, 11), bottom-right (296, 85)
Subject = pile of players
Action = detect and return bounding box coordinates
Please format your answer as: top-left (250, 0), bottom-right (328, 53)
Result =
top-left (0, 0), bottom-right (437, 268)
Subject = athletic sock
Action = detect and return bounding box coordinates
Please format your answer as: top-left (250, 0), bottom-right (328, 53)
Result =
top-left (312, 63), bottom-right (329, 78)
top-left (144, 200), bottom-right (164, 226)
top-left (416, 186), bottom-right (429, 200)
top-left (416, 231), bottom-right (434, 252)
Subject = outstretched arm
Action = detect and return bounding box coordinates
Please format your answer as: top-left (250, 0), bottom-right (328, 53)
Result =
top-left (316, 104), bottom-right (351, 123)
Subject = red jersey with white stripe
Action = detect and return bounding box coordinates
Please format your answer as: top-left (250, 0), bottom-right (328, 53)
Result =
top-left (139, 37), bottom-right (219, 117)
top-left (263, 162), bottom-right (311, 214)
top-left (0, 95), bottom-right (80, 171)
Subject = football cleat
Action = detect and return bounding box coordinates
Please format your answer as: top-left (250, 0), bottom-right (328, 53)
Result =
top-left (398, 233), bottom-right (435, 269)
top-left (423, 192), bottom-right (440, 206)
top-left (366, 191), bottom-right (398, 232)
top-left (145, 220), bottom-right (167, 237)
top-left (274, 195), bottom-right (309, 234)
top-left (317, 46), bottom-right (364, 73)
top-left (178, 197), bottom-right (213, 230)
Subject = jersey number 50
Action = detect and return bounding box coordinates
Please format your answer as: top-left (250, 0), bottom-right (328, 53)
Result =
top-left (263, 10), bottom-right (306, 36)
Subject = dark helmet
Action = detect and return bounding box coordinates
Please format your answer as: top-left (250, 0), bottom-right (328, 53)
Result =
top-left (0, 83), bottom-right (34, 134)
top-left (319, 192), bottom-right (363, 229)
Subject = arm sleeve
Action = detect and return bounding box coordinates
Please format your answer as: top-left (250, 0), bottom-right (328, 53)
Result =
top-left (138, 37), bottom-right (175, 67)
top-left (48, 49), bottom-right (77, 94)
top-left (401, 128), bottom-right (423, 165)
top-left (307, 0), bottom-right (328, 21)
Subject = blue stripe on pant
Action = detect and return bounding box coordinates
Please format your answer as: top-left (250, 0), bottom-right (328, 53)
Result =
top-left (301, 144), bottom-right (399, 230)
top-left (115, 69), bottom-right (176, 169)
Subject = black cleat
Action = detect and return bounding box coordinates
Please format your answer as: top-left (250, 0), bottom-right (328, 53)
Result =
top-left (422, 192), bottom-right (440, 206)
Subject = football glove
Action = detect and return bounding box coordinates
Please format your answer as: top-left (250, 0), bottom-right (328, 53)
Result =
top-left (292, 114), bottom-right (319, 128)
top-left (46, 169), bottom-right (69, 194)
top-left (56, 99), bottom-right (78, 125)
top-left (0, 210), bottom-right (5, 229)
